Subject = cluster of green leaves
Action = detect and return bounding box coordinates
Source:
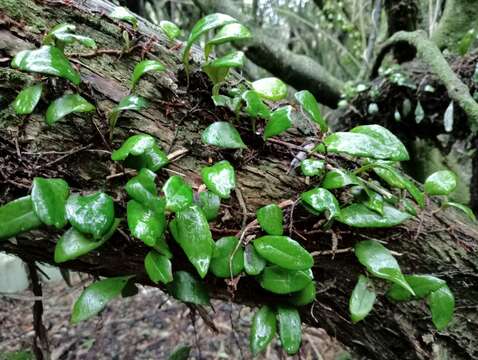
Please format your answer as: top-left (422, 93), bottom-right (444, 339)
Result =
top-left (10, 24), bottom-right (96, 123)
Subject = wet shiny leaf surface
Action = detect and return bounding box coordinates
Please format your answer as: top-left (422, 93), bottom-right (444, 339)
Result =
top-left (301, 188), bottom-right (340, 220)
top-left (277, 305), bottom-right (302, 355)
top-left (295, 90), bottom-right (327, 131)
top-left (201, 121), bottom-right (246, 149)
top-left (167, 271), bottom-right (210, 305)
top-left (256, 204), bottom-right (283, 235)
top-left (300, 159), bottom-right (325, 177)
top-left (159, 20), bottom-right (181, 40)
top-left (244, 244), bottom-right (266, 276)
top-left (427, 285), bottom-right (455, 331)
top-left (264, 105), bottom-right (293, 140)
top-left (144, 250), bottom-right (173, 284)
top-left (388, 274), bottom-right (446, 301)
top-left (109, 6), bottom-right (138, 27)
top-left (242, 90), bottom-right (271, 119)
top-left (197, 191), bottom-right (221, 221)
top-left (254, 236), bottom-right (313, 270)
top-left (13, 84), bottom-right (42, 115)
top-left (349, 275), bottom-right (376, 323)
top-left (201, 160), bottom-right (236, 199)
top-left (250, 305), bottom-right (276, 356)
top-left (127, 199), bottom-right (166, 246)
top-left (131, 60), bottom-right (165, 89)
top-left (31, 177), bottom-right (69, 229)
top-left (287, 281), bottom-right (316, 306)
top-left (45, 94), bottom-right (95, 125)
top-left (162, 176), bottom-right (193, 212)
top-left (0, 196), bottom-right (42, 240)
top-left (258, 266), bottom-right (312, 294)
top-left (424, 170), bottom-right (457, 196)
top-left (210, 236), bottom-right (244, 278)
top-left (337, 203), bottom-right (411, 228)
top-left (251, 77), bottom-right (288, 101)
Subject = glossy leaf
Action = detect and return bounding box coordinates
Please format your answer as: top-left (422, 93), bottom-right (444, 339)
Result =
top-left (43, 23), bottom-right (75, 44)
top-left (321, 169), bottom-right (359, 189)
top-left (277, 305), bottom-right (302, 355)
top-left (250, 305), bottom-right (277, 356)
top-left (197, 191), bottom-right (221, 221)
top-left (210, 236), bottom-right (244, 278)
top-left (324, 125), bottom-right (409, 161)
top-left (44, 24), bottom-right (96, 49)
top-left (355, 240), bottom-right (414, 295)
top-left (125, 168), bottom-right (159, 209)
top-left (153, 236), bottom-right (173, 259)
top-left (71, 276), bottom-right (132, 323)
top-left (162, 176), bottom-right (193, 212)
top-left (0, 196), bottom-right (42, 240)
top-left (337, 203), bottom-right (411, 228)
top-left (109, 6), bottom-right (138, 27)
top-left (254, 235), bottom-right (313, 270)
top-left (167, 271), bottom-right (210, 305)
top-left (242, 90), bottom-right (271, 120)
top-left (258, 266), bottom-right (312, 294)
top-left (424, 170), bottom-right (457, 196)
top-left (427, 285), bottom-right (455, 331)
top-left (204, 50), bottom-right (245, 71)
top-left (363, 191), bottom-right (384, 215)
top-left (55, 219), bottom-right (119, 263)
top-left (174, 205), bottom-right (214, 278)
top-left (205, 23), bottom-right (251, 57)
top-left (31, 177), bottom-right (69, 229)
top-left (251, 77), bottom-right (288, 101)
top-left (264, 105), bottom-right (293, 140)
top-left (13, 84), bottom-right (42, 115)
top-left (201, 121), bottom-right (246, 149)
top-left (301, 159), bottom-right (325, 177)
top-left (387, 275), bottom-right (446, 301)
top-left (201, 160), bottom-right (236, 199)
top-left (244, 244), bottom-right (266, 275)
top-left (256, 204), bottom-right (283, 236)
top-left (183, 13), bottom-right (238, 78)
top-left (66, 192), bottom-right (115, 239)
top-left (45, 94), bottom-right (95, 125)
top-left (349, 275), bottom-right (376, 323)
top-left (127, 199), bottom-right (166, 246)
top-left (131, 60), bottom-right (165, 89)
top-left (144, 250), bottom-right (173, 284)
top-left (109, 95), bottom-right (148, 129)
top-left (295, 90), bottom-right (327, 131)
top-left (159, 20), bottom-right (181, 41)
top-left (445, 201), bottom-right (476, 221)
top-left (11, 46), bottom-right (81, 85)
top-left (287, 281), bottom-right (316, 306)
top-left (301, 188), bottom-right (340, 220)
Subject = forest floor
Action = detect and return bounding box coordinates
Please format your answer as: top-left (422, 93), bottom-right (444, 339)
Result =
top-left (0, 274), bottom-right (345, 360)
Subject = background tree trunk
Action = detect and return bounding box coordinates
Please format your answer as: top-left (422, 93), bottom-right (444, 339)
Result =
top-left (0, 1), bottom-right (477, 359)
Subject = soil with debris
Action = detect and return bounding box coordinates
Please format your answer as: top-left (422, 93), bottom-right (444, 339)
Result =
top-left (0, 275), bottom-right (344, 360)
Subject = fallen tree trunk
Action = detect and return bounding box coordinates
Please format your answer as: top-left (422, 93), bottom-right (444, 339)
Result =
top-left (0, 1), bottom-right (477, 359)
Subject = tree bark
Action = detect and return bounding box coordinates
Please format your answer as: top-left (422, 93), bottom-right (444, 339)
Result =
top-left (0, 1), bottom-right (477, 359)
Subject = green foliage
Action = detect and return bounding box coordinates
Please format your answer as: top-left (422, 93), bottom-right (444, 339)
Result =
top-left (424, 170), bottom-right (457, 196)
top-left (167, 345), bottom-right (191, 360)
top-left (264, 106), bottom-right (293, 140)
top-left (31, 177), bottom-right (69, 229)
top-left (301, 188), bottom-right (340, 220)
top-left (144, 250), bottom-right (173, 284)
top-left (131, 60), bottom-right (165, 90)
top-left (162, 176), bottom-right (193, 212)
top-left (109, 6), bottom-right (138, 28)
top-left (295, 90), bottom-right (327, 131)
top-left (349, 275), bottom-right (376, 323)
top-left (210, 236), bottom-right (244, 277)
top-left (11, 46), bottom-right (81, 85)
top-left (201, 160), bottom-right (236, 199)
top-left (258, 266), bottom-right (312, 294)
top-left (444, 201), bottom-right (476, 221)
top-left (337, 204), bottom-right (411, 228)
top-left (109, 95), bottom-right (148, 131)
top-left (427, 285), bottom-right (455, 331)
top-left (127, 199), bottom-right (166, 246)
top-left (253, 235), bottom-right (313, 270)
top-left (43, 23), bottom-right (96, 50)
top-left (125, 168), bottom-right (160, 210)
top-left (201, 121), bottom-right (246, 149)
top-left (277, 305), bottom-right (302, 355)
top-left (387, 275), bottom-right (446, 302)
top-left (251, 77), bottom-right (288, 101)
top-left (0, 196), bottom-right (42, 241)
top-left (244, 244), bottom-right (266, 276)
top-left (197, 191), bottom-right (221, 221)
top-left (287, 281), bottom-right (316, 306)
top-left (45, 94), bottom-right (95, 125)
top-left (256, 204), bottom-right (283, 236)
top-left (203, 51), bottom-right (245, 95)
top-left (242, 90), bottom-right (271, 120)
top-left (250, 305), bottom-right (277, 356)
top-left (12, 84), bottom-right (42, 115)
top-left (205, 23), bottom-right (252, 58)
top-left (321, 169), bottom-right (359, 189)
top-left (300, 159), bottom-right (325, 177)
top-left (167, 271), bottom-right (210, 305)
top-left (159, 20), bottom-right (181, 41)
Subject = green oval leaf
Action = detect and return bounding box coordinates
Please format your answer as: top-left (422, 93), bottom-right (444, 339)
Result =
top-left (201, 121), bottom-right (246, 149)
top-left (203, 51), bottom-right (245, 86)
top-left (321, 169), bottom-right (359, 189)
top-left (301, 188), bottom-right (340, 220)
top-left (250, 305), bottom-right (277, 356)
top-left (277, 305), bottom-right (302, 355)
top-left (256, 204), bottom-right (283, 236)
top-left (109, 6), bottom-right (138, 27)
top-left (427, 285), bottom-right (455, 331)
top-left (201, 160), bottom-right (236, 199)
top-left (337, 203), bottom-right (411, 228)
top-left (324, 125), bottom-right (409, 161)
top-left (205, 23), bottom-right (251, 57)
top-left (127, 199), bottom-right (166, 246)
top-left (251, 77), bottom-right (288, 101)
top-left (153, 235), bottom-right (173, 259)
top-left (183, 13), bottom-right (238, 78)
top-left (197, 191), bottom-right (221, 221)
top-left (125, 168), bottom-right (158, 209)
top-left (46, 94), bottom-right (95, 125)
top-left (0, 196), bottom-right (42, 241)
top-left (210, 236), bottom-right (244, 278)
top-left (109, 95), bottom-right (148, 129)
top-left (71, 276), bottom-right (132, 323)
top-left (13, 84), bottom-right (42, 115)
top-left (131, 60), bottom-right (165, 89)
top-left (300, 159), bottom-right (325, 177)
top-left (66, 192), bottom-right (115, 239)
top-left (43, 23), bottom-right (76, 44)
top-left (355, 240), bottom-right (414, 296)
top-left (242, 90), bottom-right (271, 120)
top-left (159, 20), bottom-right (181, 41)
top-left (144, 250), bottom-right (173, 284)
top-left (54, 219), bottom-right (119, 263)
top-left (444, 201), bottom-right (476, 222)
top-left (11, 46), bottom-right (81, 85)
top-left (44, 24), bottom-right (96, 49)
top-left (168, 345), bottom-right (191, 360)
top-left (162, 176), bottom-right (193, 212)
top-left (287, 281), bottom-right (316, 306)
top-left (254, 235), bottom-right (313, 270)
top-left (167, 271), bottom-right (210, 305)
top-left (244, 243), bottom-right (266, 276)
top-left (424, 170), bottom-right (457, 196)
top-left (174, 205), bottom-right (214, 278)
top-left (258, 266), bottom-right (312, 294)
top-left (387, 275), bottom-right (447, 301)
top-left (349, 275), bottom-right (376, 323)
top-left (295, 90), bottom-right (327, 131)
top-left (264, 105), bottom-right (293, 140)
top-left (31, 177), bottom-right (69, 229)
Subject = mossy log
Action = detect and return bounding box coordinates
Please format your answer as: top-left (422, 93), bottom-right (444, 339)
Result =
top-left (0, 1), bottom-right (477, 359)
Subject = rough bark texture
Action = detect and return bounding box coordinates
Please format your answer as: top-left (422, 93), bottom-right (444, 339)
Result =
top-left (0, 1), bottom-right (478, 359)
